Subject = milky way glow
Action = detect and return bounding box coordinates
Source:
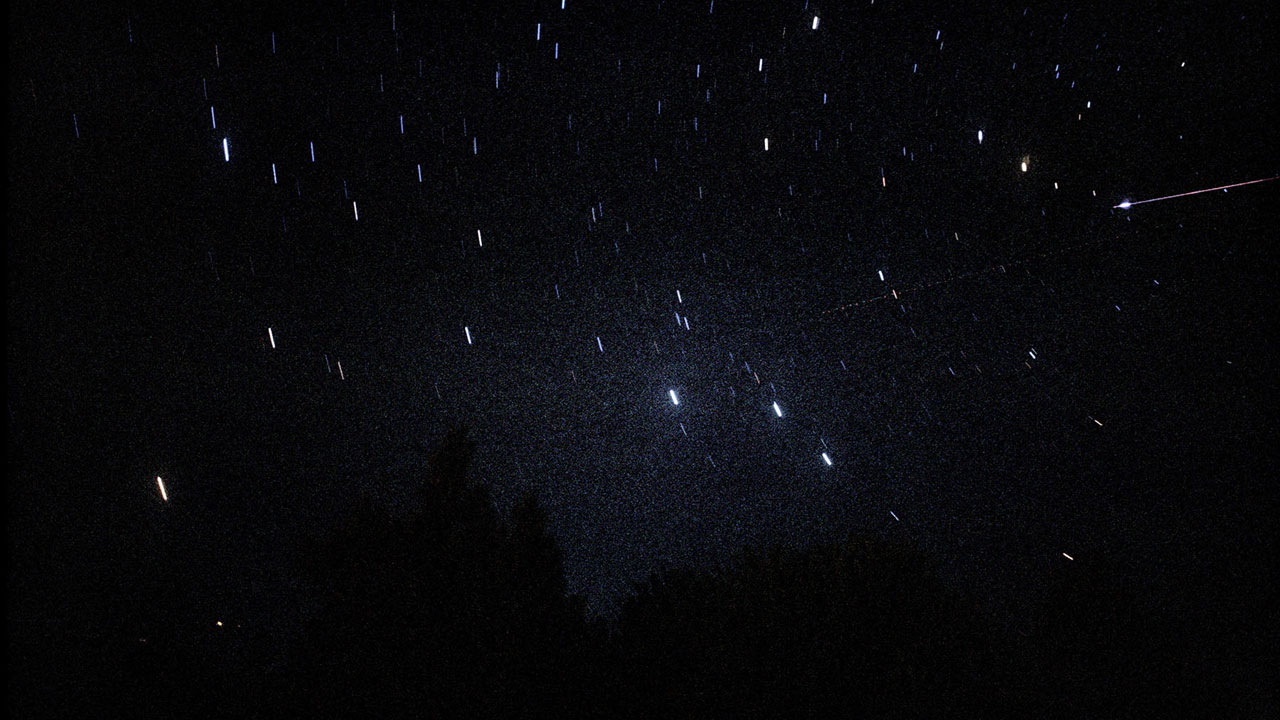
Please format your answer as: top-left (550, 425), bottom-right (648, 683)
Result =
top-left (1114, 176), bottom-right (1278, 209)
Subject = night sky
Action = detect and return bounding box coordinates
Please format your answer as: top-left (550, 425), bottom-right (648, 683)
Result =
top-left (8, 0), bottom-right (1277, 680)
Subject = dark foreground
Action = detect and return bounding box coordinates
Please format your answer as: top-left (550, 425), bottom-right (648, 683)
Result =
top-left (10, 429), bottom-right (1272, 719)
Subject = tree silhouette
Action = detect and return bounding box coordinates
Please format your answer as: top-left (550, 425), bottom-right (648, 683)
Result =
top-left (611, 537), bottom-right (1001, 719)
top-left (15, 426), bottom-right (1241, 718)
top-left (290, 427), bottom-right (592, 719)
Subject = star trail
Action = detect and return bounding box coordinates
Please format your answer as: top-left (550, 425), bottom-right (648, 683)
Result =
top-left (7, 1), bottom-right (1277, 711)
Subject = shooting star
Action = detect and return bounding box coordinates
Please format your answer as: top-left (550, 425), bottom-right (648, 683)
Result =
top-left (1115, 176), bottom-right (1277, 209)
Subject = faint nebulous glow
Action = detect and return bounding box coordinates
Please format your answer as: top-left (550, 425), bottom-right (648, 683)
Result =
top-left (464, 326), bottom-right (473, 345)
top-left (822, 452), bottom-right (832, 465)
top-left (772, 401), bottom-right (783, 417)
top-left (268, 327), bottom-right (276, 348)
top-left (156, 476), bottom-right (168, 502)
top-left (669, 389), bottom-right (680, 405)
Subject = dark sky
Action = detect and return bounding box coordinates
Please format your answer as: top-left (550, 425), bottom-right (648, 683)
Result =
top-left (8, 0), bottom-right (1276, 642)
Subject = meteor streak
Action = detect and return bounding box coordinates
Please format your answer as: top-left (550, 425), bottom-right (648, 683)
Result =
top-left (1115, 176), bottom-right (1277, 209)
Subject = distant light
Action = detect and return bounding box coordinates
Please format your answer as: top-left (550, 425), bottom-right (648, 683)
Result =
top-left (772, 401), bottom-right (783, 417)
top-left (216, 621), bottom-right (223, 627)
top-left (764, 137), bottom-right (769, 151)
top-left (1021, 160), bottom-right (1028, 172)
top-left (878, 270), bottom-right (885, 281)
top-left (812, 16), bottom-right (820, 30)
top-left (1062, 552), bottom-right (1074, 561)
top-left (352, 201), bottom-right (358, 221)
top-left (271, 163), bottom-right (278, 184)
top-left (977, 129), bottom-right (983, 144)
top-left (156, 476), bottom-right (168, 502)
top-left (310, 142), bottom-right (316, 162)
top-left (267, 327), bottom-right (276, 348)
top-left (1117, 201), bottom-right (1132, 209)
top-left (477, 229), bottom-right (483, 246)
top-left (822, 452), bottom-right (832, 465)
top-left (222, 137), bottom-right (230, 162)
top-left (464, 326), bottom-right (473, 345)
top-left (669, 389), bottom-right (680, 405)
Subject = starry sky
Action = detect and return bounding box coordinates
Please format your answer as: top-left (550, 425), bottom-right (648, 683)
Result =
top-left (8, 0), bottom-right (1277, 639)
